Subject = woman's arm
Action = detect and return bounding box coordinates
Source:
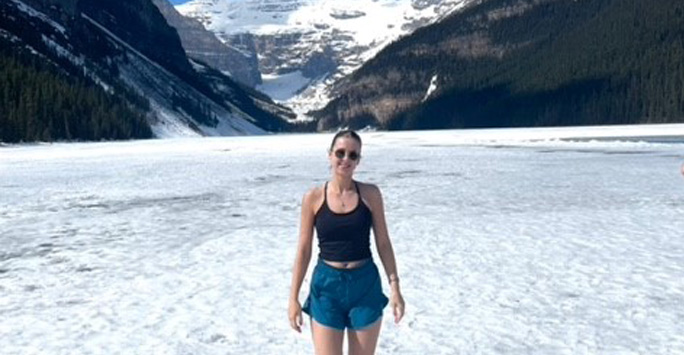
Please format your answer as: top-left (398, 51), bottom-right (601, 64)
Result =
top-left (288, 188), bottom-right (317, 332)
top-left (365, 184), bottom-right (405, 324)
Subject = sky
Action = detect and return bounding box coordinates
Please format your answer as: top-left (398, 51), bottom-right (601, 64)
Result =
top-left (169, 0), bottom-right (190, 4)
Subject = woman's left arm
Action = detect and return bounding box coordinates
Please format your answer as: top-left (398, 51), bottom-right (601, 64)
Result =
top-left (366, 184), bottom-right (405, 324)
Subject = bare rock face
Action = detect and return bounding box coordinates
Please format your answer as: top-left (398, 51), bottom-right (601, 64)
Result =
top-left (151, 0), bottom-right (262, 87)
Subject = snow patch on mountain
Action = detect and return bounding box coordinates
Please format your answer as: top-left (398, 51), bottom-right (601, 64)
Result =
top-left (40, 34), bottom-right (83, 66)
top-left (423, 74), bottom-right (438, 102)
top-left (10, 0), bottom-right (66, 35)
top-left (41, 32), bottom-right (115, 94)
top-left (0, 29), bottom-right (21, 43)
top-left (257, 71), bottom-right (311, 102)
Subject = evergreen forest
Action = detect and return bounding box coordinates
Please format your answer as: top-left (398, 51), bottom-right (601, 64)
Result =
top-left (0, 43), bottom-right (152, 143)
top-left (316, 0), bottom-right (684, 130)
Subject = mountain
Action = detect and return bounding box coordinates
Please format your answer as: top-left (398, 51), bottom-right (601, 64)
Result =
top-left (0, 0), bottom-right (295, 143)
top-left (175, 0), bottom-right (472, 118)
top-left (313, 0), bottom-right (684, 130)
top-left (150, 0), bottom-right (262, 87)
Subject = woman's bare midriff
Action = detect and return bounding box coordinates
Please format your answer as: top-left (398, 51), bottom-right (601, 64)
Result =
top-left (322, 258), bottom-right (370, 269)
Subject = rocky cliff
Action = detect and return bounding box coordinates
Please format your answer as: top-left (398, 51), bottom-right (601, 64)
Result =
top-left (150, 0), bottom-right (262, 87)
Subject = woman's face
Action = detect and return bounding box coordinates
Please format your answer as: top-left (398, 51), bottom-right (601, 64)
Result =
top-left (329, 136), bottom-right (362, 178)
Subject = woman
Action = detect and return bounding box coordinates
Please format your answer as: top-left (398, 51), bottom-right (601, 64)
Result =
top-left (289, 130), bottom-right (405, 355)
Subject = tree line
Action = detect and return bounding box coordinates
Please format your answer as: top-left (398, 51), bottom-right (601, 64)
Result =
top-left (0, 43), bottom-right (153, 143)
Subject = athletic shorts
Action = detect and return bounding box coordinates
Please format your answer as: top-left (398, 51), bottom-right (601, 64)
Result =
top-left (302, 259), bottom-right (389, 331)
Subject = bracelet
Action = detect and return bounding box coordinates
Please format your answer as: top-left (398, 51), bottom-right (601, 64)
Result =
top-left (389, 276), bottom-right (400, 284)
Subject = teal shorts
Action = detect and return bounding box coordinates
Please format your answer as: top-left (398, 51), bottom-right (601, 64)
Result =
top-left (302, 259), bottom-right (389, 331)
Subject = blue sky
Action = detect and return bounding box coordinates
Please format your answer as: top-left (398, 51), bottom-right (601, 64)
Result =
top-left (169, 0), bottom-right (190, 4)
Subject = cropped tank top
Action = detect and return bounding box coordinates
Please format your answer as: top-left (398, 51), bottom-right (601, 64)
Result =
top-left (314, 181), bottom-right (373, 262)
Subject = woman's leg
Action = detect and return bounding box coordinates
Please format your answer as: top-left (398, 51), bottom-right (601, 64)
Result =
top-left (311, 318), bottom-right (345, 355)
top-left (347, 318), bottom-right (382, 355)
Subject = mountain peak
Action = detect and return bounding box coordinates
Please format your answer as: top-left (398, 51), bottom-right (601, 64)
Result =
top-left (176, 0), bottom-right (472, 118)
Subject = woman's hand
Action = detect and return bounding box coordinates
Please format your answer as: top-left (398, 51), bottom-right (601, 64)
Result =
top-left (288, 299), bottom-right (303, 333)
top-left (390, 290), bottom-right (405, 324)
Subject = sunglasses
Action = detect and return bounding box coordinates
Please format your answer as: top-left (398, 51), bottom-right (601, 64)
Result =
top-left (333, 149), bottom-right (360, 161)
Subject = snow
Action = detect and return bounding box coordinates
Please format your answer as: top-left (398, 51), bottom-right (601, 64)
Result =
top-left (423, 74), bottom-right (439, 102)
top-left (257, 71), bottom-right (312, 102)
top-left (0, 29), bottom-right (21, 43)
top-left (148, 103), bottom-right (203, 138)
top-left (176, 0), bottom-right (472, 118)
top-left (177, 0), bottom-right (466, 46)
top-left (1, 124), bottom-right (684, 354)
top-left (10, 0), bottom-right (67, 35)
top-left (40, 34), bottom-right (83, 67)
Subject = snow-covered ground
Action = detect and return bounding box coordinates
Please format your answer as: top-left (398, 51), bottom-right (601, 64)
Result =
top-left (1, 125), bottom-right (684, 354)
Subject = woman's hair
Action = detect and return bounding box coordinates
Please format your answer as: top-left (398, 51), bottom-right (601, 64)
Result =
top-left (329, 130), bottom-right (362, 151)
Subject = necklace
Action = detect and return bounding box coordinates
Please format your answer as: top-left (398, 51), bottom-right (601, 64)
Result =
top-left (332, 188), bottom-right (348, 209)
top-left (334, 190), bottom-right (346, 208)
top-left (330, 181), bottom-right (354, 210)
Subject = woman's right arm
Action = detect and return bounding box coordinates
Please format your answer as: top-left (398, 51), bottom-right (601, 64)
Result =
top-left (288, 188), bottom-right (317, 333)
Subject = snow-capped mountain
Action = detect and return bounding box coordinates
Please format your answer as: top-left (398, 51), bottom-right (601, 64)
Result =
top-left (176, 0), bottom-right (472, 119)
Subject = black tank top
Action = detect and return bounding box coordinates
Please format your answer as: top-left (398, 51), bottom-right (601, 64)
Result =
top-left (314, 181), bottom-right (373, 262)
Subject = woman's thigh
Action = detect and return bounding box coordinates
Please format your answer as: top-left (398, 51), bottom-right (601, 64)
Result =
top-left (347, 318), bottom-right (382, 355)
top-left (311, 318), bottom-right (345, 355)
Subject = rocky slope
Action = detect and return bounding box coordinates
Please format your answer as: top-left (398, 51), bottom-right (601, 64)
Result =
top-left (150, 0), bottom-right (261, 87)
top-left (0, 0), bottom-right (295, 142)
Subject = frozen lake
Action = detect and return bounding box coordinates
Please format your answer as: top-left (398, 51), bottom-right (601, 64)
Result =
top-left (1, 126), bottom-right (684, 354)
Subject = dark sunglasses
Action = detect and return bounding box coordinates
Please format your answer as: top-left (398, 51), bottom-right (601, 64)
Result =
top-left (334, 149), bottom-right (360, 161)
